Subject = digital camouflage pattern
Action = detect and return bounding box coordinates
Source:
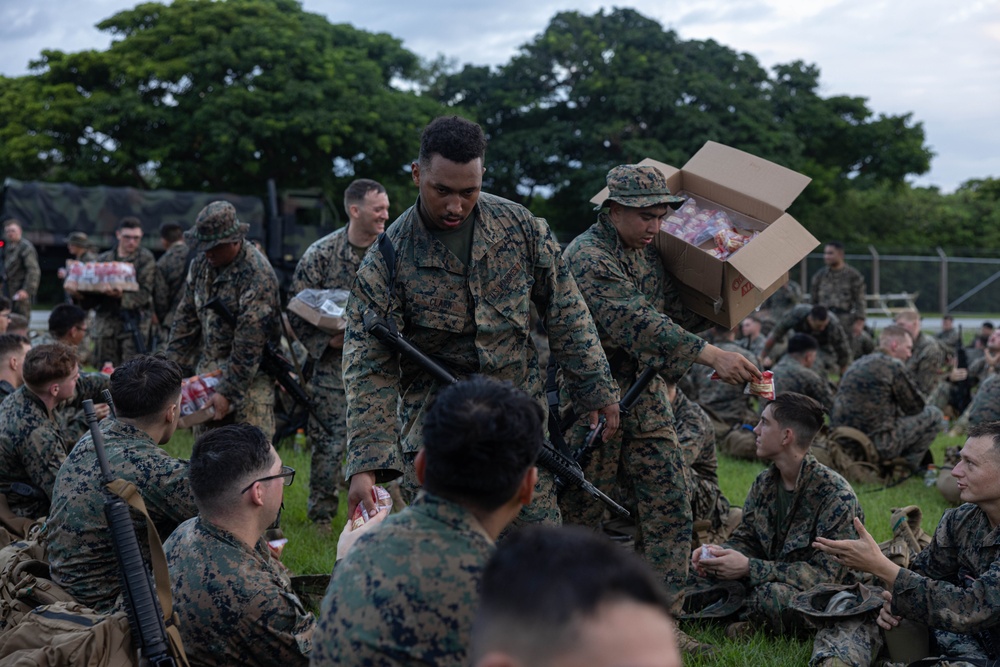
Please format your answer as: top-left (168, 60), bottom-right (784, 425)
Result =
top-left (595, 164), bottom-right (686, 210)
top-left (288, 226), bottom-right (358, 523)
top-left (165, 241), bottom-right (281, 439)
top-left (906, 332), bottom-right (949, 397)
top-left (165, 516), bottom-right (314, 667)
top-left (697, 341), bottom-right (761, 426)
top-left (47, 419), bottom-right (196, 613)
top-left (811, 503), bottom-right (1000, 665)
top-left (809, 264), bottom-right (866, 320)
top-left (770, 304), bottom-right (853, 372)
top-left (721, 454), bottom-right (863, 633)
top-left (1, 237), bottom-right (40, 318)
top-left (761, 279), bottom-right (803, 324)
top-left (79, 245), bottom-right (157, 366)
top-left (0, 379), bottom-right (15, 401)
top-left (312, 492), bottom-right (493, 667)
top-left (342, 192), bottom-right (618, 525)
top-left (831, 351), bottom-right (942, 470)
top-left (968, 374), bottom-right (1000, 426)
top-left (154, 240), bottom-right (191, 330)
top-left (560, 212), bottom-right (713, 608)
top-left (673, 387), bottom-right (733, 539)
top-left (767, 354), bottom-right (837, 413)
top-left (0, 373), bottom-right (108, 518)
top-left (850, 329), bottom-right (876, 361)
top-left (740, 333), bottom-right (767, 360)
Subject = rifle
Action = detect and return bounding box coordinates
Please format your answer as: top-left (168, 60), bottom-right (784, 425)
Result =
top-left (102, 388), bottom-right (117, 420)
top-left (202, 297), bottom-right (336, 435)
top-left (362, 309), bottom-right (630, 519)
top-left (575, 366), bottom-right (659, 471)
top-left (121, 308), bottom-right (148, 355)
top-left (82, 399), bottom-right (180, 666)
top-left (950, 324), bottom-right (973, 413)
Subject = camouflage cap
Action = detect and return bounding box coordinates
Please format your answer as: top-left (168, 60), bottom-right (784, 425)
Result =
top-left (595, 164), bottom-right (686, 211)
top-left (679, 580), bottom-right (746, 620)
top-left (66, 231), bottom-right (90, 246)
top-left (186, 201), bottom-right (249, 252)
top-left (788, 582), bottom-right (886, 620)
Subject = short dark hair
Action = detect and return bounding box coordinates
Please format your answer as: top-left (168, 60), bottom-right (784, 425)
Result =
top-left (23, 343), bottom-right (78, 390)
top-left (787, 333), bottom-right (819, 355)
top-left (983, 321), bottom-right (995, 330)
top-left (0, 296), bottom-right (10, 312)
top-left (117, 217), bottom-right (142, 231)
top-left (472, 524), bottom-right (673, 663)
top-left (942, 314), bottom-right (954, 323)
top-left (421, 376), bottom-right (542, 511)
top-left (110, 355), bottom-right (182, 420)
top-left (0, 333), bottom-right (30, 360)
top-left (809, 305), bottom-right (829, 322)
top-left (159, 222), bottom-right (184, 243)
top-left (767, 392), bottom-right (826, 449)
top-left (825, 241), bottom-right (845, 251)
top-left (419, 116), bottom-right (487, 167)
top-left (189, 423), bottom-right (274, 514)
top-left (968, 421), bottom-right (1000, 454)
top-left (343, 178), bottom-right (386, 218)
top-left (7, 314), bottom-right (28, 333)
top-left (48, 303), bottom-right (87, 338)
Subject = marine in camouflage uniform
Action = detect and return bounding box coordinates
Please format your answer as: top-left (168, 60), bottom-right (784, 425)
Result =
top-left (767, 340), bottom-right (836, 413)
top-left (559, 165), bottom-right (760, 610)
top-left (312, 493), bottom-right (492, 666)
top-left (154, 237), bottom-right (190, 336)
top-left (812, 501), bottom-right (1000, 665)
top-left (343, 117), bottom-right (617, 526)
top-left (810, 242), bottom-right (866, 331)
top-left (166, 202), bottom-right (281, 440)
top-left (1, 221), bottom-right (40, 319)
top-left (766, 304), bottom-right (853, 376)
top-left (48, 418), bottom-right (197, 613)
top-left (760, 279), bottom-right (803, 333)
top-left (831, 326), bottom-right (942, 471)
top-left (696, 331), bottom-right (762, 436)
top-left (895, 312), bottom-right (950, 398)
top-left (968, 374), bottom-right (1000, 427)
top-left (166, 516), bottom-right (313, 667)
top-left (0, 371), bottom-right (108, 518)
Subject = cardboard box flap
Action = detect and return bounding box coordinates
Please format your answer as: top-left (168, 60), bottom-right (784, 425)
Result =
top-left (588, 158), bottom-right (682, 207)
top-left (727, 213), bottom-right (819, 289)
top-left (684, 142), bottom-right (811, 213)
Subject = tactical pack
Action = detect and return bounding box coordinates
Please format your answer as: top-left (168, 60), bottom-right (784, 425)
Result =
top-left (0, 535), bottom-right (77, 632)
top-left (0, 601), bottom-right (134, 666)
top-left (877, 505), bottom-right (932, 569)
top-left (810, 426), bottom-right (884, 483)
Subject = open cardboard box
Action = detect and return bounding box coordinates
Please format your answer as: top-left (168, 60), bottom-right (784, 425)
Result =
top-left (287, 296), bottom-right (346, 335)
top-left (589, 141), bottom-right (819, 328)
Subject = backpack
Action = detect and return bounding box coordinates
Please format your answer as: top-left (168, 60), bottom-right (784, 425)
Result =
top-left (810, 426), bottom-right (883, 484)
top-left (877, 505), bottom-right (932, 569)
top-left (0, 537), bottom-right (77, 632)
top-left (0, 601), bottom-right (133, 667)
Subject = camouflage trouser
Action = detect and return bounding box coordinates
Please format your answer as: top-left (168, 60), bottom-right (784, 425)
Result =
top-left (559, 418), bottom-right (691, 611)
top-left (873, 406), bottom-right (944, 471)
top-left (746, 582), bottom-right (814, 636)
top-left (307, 373), bottom-right (347, 523)
top-left (398, 450), bottom-right (562, 530)
top-left (92, 313), bottom-right (152, 367)
top-left (811, 614), bottom-right (988, 666)
top-left (192, 373), bottom-right (275, 442)
top-left (688, 473), bottom-right (731, 540)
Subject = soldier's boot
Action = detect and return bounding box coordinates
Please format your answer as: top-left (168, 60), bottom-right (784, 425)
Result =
top-left (724, 621), bottom-right (755, 640)
top-left (675, 628), bottom-right (717, 658)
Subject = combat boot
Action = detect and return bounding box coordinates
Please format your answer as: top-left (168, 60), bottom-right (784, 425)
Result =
top-left (674, 628), bottom-right (717, 657)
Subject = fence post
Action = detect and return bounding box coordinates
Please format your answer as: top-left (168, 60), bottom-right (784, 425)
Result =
top-left (868, 244), bottom-right (880, 296)
top-left (937, 247), bottom-right (948, 314)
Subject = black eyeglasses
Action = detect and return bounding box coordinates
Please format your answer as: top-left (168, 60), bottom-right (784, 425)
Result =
top-left (241, 465), bottom-right (295, 494)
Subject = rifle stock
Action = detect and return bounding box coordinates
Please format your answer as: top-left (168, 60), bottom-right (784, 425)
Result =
top-left (121, 308), bottom-right (148, 356)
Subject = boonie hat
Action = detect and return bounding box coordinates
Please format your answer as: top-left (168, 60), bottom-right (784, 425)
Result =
top-left (186, 201), bottom-right (249, 252)
top-left (788, 582), bottom-right (886, 620)
top-left (66, 231), bottom-right (90, 246)
top-left (595, 164), bottom-right (686, 211)
top-left (679, 580), bottom-right (746, 620)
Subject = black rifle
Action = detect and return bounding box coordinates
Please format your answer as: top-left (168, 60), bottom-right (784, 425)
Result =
top-left (362, 309), bottom-right (630, 519)
top-left (102, 388), bottom-right (117, 420)
top-left (203, 297), bottom-right (335, 435)
top-left (83, 399), bottom-right (178, 666)
top-left (121, 308), bottom-right (148, 355)
top-left (575, 366), bottom-right (659, 472)
top-left (950, 324), bottom-right (974, 413)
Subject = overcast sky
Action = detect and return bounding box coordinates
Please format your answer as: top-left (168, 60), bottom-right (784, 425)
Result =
top-left (3, 0), bottom-right (998, 192)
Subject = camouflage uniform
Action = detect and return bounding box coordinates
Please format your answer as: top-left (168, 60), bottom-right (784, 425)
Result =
top-left (48, 419), bottom-right (197, 613)
top-left (809, 263), bottom-right (866, 330)
top-left (767, 354), bottom-right (836, 413)
top-left (0, 374), bottom-right (108, 518)
top-left (312, 492), bottom-right (492, 667)
top-left (760, 279), bottom-right (803, 331)
top-left (720, 454), bottom-right (863, 634)
top-left (812, 503), bottom-right (1000, 665)
top-left (0, 379), bottom-right (15, 401)
top-left (770, 304), bottom-right (853, 375)
top-left (850, 329), bottom-right (876, 361)
top-left (2, 238), bottom-right (40, 318)
top-left (82, 245), bottom-right (157, 366)
top-left (674, 387), bottom-right (733, 540)
top-left (165, 516), bottom-right (314, 666)
top-left (831, 351), bottom-right (942, 471)
top-left (968, 374), bottom-right (1000, 426)
top-left (906, 332), bottom-right (949, 397)
top-left (166, 241), bottom-right (281, 440)
top-left (740, 333), bottom-right (767, 359)
top-left (560, 211), bottom-right (712, 605)
top-left (937, 327), bottom-right (961, 350)
top-left (697, 341), bottom-right (761, 432)
top-left (343, 193), bottom-right (617, 525)
top-left (288, 227), bottom-right (357, 523)
top-left (154, 240), bottom-right (191, 333)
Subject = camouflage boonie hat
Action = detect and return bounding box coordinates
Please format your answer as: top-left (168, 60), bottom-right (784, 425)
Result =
top-left (186, 201), bottom-right (249, 252)
top-left (679, 580), bottom-right (746, 620)
top-left (66, 231), bottom-right (90, 247)
top-left (788, 582), bottom-right (886, 620)
top-left (595, 164), bottom-right (686, 211)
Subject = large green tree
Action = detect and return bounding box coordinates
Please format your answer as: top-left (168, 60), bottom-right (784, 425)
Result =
top-left (0, 0), bottom-right (443, 205)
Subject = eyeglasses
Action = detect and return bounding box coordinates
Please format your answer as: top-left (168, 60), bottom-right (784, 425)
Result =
top-left (241, 465), bottom-right (295, 494)
top-left (119, 234), bottom-right (143, 241)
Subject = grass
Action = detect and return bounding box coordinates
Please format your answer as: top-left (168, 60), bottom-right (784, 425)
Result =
top-left (162, 429), bottom-right (964, 665)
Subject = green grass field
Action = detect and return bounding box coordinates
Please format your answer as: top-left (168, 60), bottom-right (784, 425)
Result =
top-left (162, 429), bottom-right (962, 665)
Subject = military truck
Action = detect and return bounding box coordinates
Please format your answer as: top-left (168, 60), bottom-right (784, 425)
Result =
top-left (0, 178), bottom-right (338, 300)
